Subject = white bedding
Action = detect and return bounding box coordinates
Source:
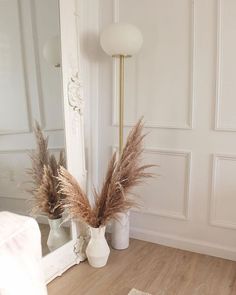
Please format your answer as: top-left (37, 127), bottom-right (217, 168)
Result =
top-left (0, 211), bottom-right (47, 295)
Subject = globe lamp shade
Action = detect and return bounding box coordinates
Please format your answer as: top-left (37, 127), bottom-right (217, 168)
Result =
top-left (100, 23), bottom-right (143, 57)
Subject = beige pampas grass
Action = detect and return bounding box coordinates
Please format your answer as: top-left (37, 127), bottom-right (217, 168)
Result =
top-left (27, 121), bottom-right (66, 219)
top-left (32, 165), bottom-right (64, 219)
top-left (58, 167), bottom-right (97, 227)
top-left (27, 121), bottom-right (49, 187)
top-left (58, 118), bottom-right (154, 227)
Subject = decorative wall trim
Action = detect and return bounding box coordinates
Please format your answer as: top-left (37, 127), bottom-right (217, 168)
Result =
top-left (130, 226), bottom-right (236, 261)
top-left (0, 0), bottom-right (31, 135)
top-left (210, 154), bottom-right (236, 230)
top-left (30, 0), bottom-right (46, 129)
top-left (0, 147), bottom-right (64, 154)
top-left (0, 194), bottom-right (28, 201)
top-left (111, 0), bottom-right (195, 130)
top-left (113, 146), bottom-right (191, 220)
top-left (67, 72), bottom-right (84, 114)
top-left (132, 208), bottom-right (188, 221)
top-left (0, 129), bottom-right (31, 136)
top-left (29, 0), bottom-right (64, 132)
top-left (0, 195), bottom-right (27, 200)
top-left (17, 0), bottom-right (32, 133)
top-left (0, 0), bottom-right (63, 136)
top-left (0, 127), bottom-right (64, 136)
top-left (215, 0), bottom-right (236, 132)
top-left (0, 147), bottom-right (64, 200)
top-left (136, 148), bottom-right (191, 220)
top-left (0, 196), bottom-right (28, 215)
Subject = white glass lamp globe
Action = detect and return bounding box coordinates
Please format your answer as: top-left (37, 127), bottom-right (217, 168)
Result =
top-left (100, 23), bottom-right (143, 57)
top-left (43, 35), bottom-right (61, 67)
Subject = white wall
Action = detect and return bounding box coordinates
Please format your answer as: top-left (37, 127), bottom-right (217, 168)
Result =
top-left (81, 0), bottom-right (236, 260)
top-left (0, 0), bottom-right (64, 214)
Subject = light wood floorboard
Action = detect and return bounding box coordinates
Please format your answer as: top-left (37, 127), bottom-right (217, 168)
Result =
top-left (48, 239), bottom-right (236, 295)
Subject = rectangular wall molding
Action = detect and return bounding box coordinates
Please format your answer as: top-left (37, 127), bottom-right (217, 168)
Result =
top-left (111, 0), bottom-right (195, 130)
top-left (0, 0), bottom-right (31, 135)
top-left (112, 146), bottom-right (192, 220)
top-left (0, 147), bottom-right (64, 200)
top-left (30, 0), bottom-right (64, 132)
top-left (210, 154), bottom-right (236, 230)
top-left (215, 0), bottom-right (236, 131)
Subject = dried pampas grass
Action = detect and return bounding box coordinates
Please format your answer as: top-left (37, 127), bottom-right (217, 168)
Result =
top-left (58, 167), bottom-right (97, 227)
top-left (27, 121), bottom-right (49, 187)
top-left (58, 118), bottom-right (154, 227)
top-left (32, 165), bottom-right (64, 219)
top-left (27, 121), bottom-right (66, 219)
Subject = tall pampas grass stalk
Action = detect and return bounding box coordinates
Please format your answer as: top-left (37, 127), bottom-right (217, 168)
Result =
top-left (58, 118), bottom-right (154, 228)
top-left (27, 121), bottom-right (66, 219)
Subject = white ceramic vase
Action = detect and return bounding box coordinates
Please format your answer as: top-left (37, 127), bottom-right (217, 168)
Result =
top-left (86, 226), bottom-right (110, 268)
top-left (47, 217), bottom-right (69, 252)
top-left (111, 211), bottom-right (130, 250)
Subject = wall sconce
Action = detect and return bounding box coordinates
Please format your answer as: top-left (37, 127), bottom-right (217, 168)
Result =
top-left (43, 35), bottom-right (61, 68)
top-left (100, 23), bottom-right (143, 250)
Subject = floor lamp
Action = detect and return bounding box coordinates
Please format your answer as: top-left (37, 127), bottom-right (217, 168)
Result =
top-left (100, 23), bottom-right (143, 250)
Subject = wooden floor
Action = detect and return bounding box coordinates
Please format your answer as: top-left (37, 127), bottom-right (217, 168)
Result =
top-left (48, 239), bottom-right (236, 295)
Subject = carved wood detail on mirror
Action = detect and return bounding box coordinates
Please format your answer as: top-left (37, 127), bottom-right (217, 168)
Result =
top-left (68, 73), bottom-right (84, 114)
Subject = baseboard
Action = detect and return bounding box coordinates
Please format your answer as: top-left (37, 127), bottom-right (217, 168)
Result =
top-left (130, 227), bottom-right (236, 261)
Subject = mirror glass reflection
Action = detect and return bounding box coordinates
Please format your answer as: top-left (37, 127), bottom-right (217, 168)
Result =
top-left (0, 0), bottom-right (71, 256)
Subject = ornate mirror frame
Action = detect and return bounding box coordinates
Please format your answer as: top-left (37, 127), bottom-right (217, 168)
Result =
top-left (42, 0), bottom-right (86, 283)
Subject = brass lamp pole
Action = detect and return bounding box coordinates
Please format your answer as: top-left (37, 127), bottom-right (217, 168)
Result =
top-left (110, 54), bottom-right (129, 155)
top-left (118, 54), bottom-right (125, 155)
top-left (100, 23), bottom-right (143, 250)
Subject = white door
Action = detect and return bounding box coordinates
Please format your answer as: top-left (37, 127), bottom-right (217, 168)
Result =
top-left (86, 0), bottom-right (236, 260)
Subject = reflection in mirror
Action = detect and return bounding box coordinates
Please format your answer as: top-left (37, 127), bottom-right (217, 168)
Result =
top-left (0, 0), bottom-right (71, 256)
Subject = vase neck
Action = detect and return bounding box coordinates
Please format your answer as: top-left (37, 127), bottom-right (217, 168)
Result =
top-left (48, 218), bottom-right (62, 229)
top-left (90, 226), bottom-right (106, 239)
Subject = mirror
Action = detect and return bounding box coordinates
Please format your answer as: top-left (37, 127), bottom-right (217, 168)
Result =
top-left (0, 0), bottom-right (72, 256)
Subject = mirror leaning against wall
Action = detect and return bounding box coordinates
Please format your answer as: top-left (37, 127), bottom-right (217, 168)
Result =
top-left (0, 0), bottom-right (84, 282)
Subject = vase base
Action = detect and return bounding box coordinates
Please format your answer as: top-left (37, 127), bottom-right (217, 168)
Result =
top-left (111, 234), bottom-right (129, 250)
top-left (111, 246), bottom-right (129, 250)
top-left (87, 256), bottom-right (109, 268)
top-left (111, 241), bottom-right (129, 250)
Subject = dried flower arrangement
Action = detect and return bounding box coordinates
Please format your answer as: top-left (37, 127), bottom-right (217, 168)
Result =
top-left (58, 118), bottom-right (153, 228)
top-left (27, 121), bottom-right (66, 220)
